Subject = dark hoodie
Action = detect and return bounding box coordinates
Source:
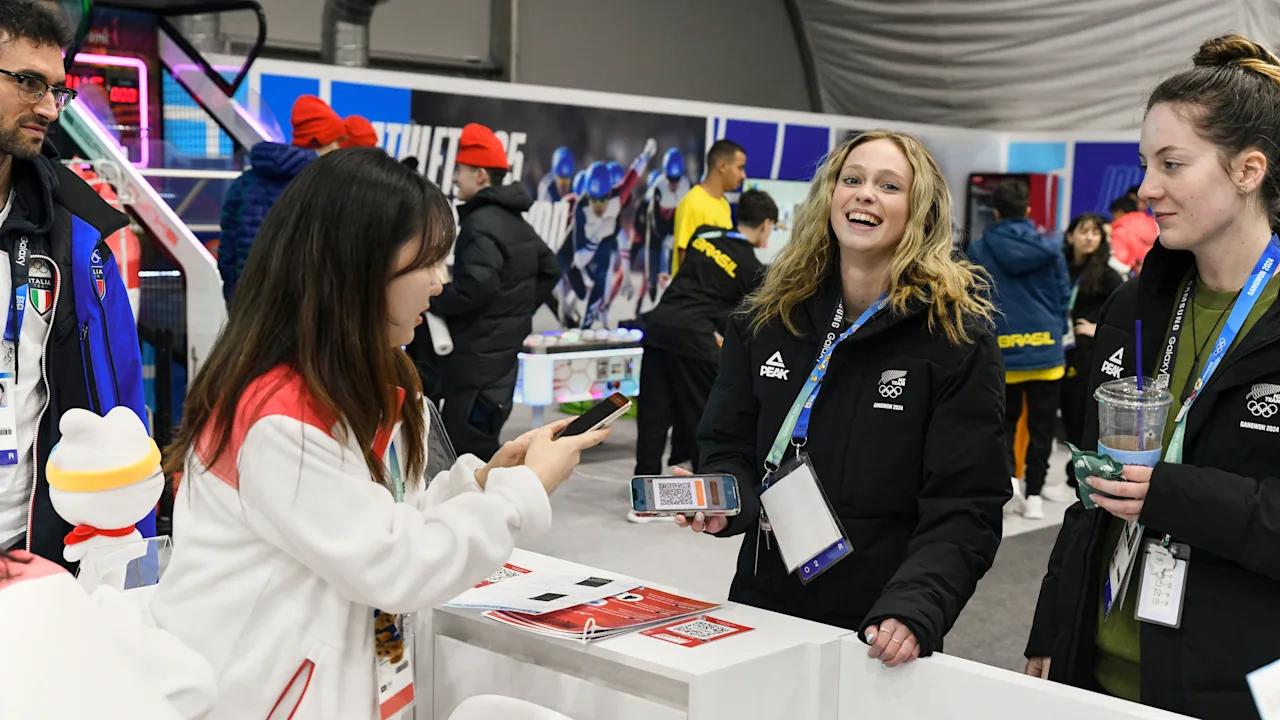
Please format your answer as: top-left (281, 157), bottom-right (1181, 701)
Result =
top-left (218, 142), bottom-right (315, 302)
top-left (409, 183), bottom-right (560, 394)
top-left (968, 217), bottom-right (1071, 372)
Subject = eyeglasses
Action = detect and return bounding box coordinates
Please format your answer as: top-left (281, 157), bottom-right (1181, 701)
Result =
top-left (0, 69), bottom-right (77, 111)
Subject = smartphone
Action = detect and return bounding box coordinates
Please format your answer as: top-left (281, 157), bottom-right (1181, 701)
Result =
top-left (630, 474), bottom-right (741, 517)
top-left (553, 392), bottom-right (631, 439)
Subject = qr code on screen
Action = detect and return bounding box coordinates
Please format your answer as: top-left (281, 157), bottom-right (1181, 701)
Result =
top-left (668, 619), bottom-right (738, 641)
top-left (655, 480), bottom-right (694, 508)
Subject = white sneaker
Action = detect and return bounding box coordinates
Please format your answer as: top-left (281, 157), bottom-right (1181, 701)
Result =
top-left (1042, 484), bottom-right (1077, 503)
top-left (626, 510), bottom-right (675, 524)
top-left (1004, 477), bottom-right (1025, 515)
top-left (1023, 495), bottom-right (1045, 520)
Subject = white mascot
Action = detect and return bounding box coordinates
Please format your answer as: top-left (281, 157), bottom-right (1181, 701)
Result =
top-left (45, 406), bottom-right (165, 564)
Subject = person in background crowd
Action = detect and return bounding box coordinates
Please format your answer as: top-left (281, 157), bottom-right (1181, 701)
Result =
top-left (680, 131), bottom-right (1009, 667)
top-left (218, 95), bottom-right (344, 303)
top-left (1026, 35), bottom-right (1280, 719)
top-left (1109, 194), bottom-right (1160, 275)
top-left (968, 179), bottom-right (1071, 520)
top-left (341, 115), bottom-right (378, 149)
top-left (537, 146), bottom-right (575, 203)
top-left (671, 139), bottom-right (746, 276)
top-left (1053, 212), bottom-right (1123, 500)
top-left (0, 1), bottom-right (149, 568)
top-left (413, 123), bottom-right (561, 460)
top-left (153, 149), bottom-right (607, 718)
top-left (629, 188), bottom-right (777, 522)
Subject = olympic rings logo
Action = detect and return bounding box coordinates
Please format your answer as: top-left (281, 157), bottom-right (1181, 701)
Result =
top-left (1248, 400), bottom-right (1278, 418)
top-left (879, 384), bottom-right (903, 398)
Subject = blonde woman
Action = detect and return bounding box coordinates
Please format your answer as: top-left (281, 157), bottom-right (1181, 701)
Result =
top-left (679, 131), bottom-right (1010, 667)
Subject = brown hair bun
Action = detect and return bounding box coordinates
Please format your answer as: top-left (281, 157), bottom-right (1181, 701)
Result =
top-left (1194, 34), bottom-right (1280, 81)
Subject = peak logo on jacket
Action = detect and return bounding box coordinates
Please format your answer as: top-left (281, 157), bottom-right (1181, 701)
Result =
top-left (1101, 347), bottom-right (1124, 379)
top-left (760, 351), bottom-right (789, 380)
top-left (874, 370), bottom-right (907, 411)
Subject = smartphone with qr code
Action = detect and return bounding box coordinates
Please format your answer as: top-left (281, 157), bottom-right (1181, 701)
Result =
top-left (630, 475), bottom-right (740, 517)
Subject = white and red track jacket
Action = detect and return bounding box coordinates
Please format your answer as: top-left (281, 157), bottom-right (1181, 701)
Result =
top-left (150, 367), bottom-right (552, 719)
top-left (0, 551), bottom-right (218, 718)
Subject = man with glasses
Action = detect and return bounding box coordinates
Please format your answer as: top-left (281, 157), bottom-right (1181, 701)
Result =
top-left (0, 1), bottom-right (149, 569)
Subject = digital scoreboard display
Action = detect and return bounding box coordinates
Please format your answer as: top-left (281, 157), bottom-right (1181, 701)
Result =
top-left (67, 52), bottom-right (149, 166)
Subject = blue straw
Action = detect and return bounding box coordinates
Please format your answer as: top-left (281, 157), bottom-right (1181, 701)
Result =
top-left (1135, 321), bottom-right (1144, 450)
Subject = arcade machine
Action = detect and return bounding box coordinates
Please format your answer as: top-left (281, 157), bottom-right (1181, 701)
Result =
top-left (964, 172), bottom-right (1063, 249)
top-left (53, 0), bottom-right (274, 531)
top-left (514, 329), bottom-right (644, 427)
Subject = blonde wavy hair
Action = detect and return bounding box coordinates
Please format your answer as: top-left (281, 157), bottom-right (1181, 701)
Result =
top-left (746, 130), bottom-right (993, 345)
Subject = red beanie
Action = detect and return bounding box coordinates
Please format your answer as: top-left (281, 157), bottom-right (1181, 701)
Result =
top-left (341, 115), bottom-right (378, 149)
top-left (455, 123), bottom-right (509, 170)
top-left (290, 95), bottom-right (345, 149)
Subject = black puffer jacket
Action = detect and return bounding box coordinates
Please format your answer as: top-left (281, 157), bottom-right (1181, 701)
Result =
top-left (698, 271), bottom-right (1010, 650)
top-left (414, 184), bottom-right (560, 392)
top-left (1028, 239), bottom-right (1280, 719)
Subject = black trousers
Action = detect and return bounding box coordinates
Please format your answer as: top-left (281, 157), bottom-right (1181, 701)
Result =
top-left (634, 346), bottom-right (718, 476)
top-left (1005, 379), bottom-right (1061, 497)
top-left (1060, 366), bottom-right (1089, 487)
top-left (438, 380), bottom-right (516, 462)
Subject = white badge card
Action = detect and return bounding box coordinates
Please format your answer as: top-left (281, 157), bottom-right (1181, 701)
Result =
top-left (1104, 520), bottom-right (1144, 617)
top-left (373, 610), bottom-right (415, 719)
top-left (0, 373), bottom-right (16, 466)
top-left (1248, 657), bottom-right (1280, 720)
top-left (759, 454), bottom-right (851, 584)
top-left (1135, 540), bottom-right (1190, 628)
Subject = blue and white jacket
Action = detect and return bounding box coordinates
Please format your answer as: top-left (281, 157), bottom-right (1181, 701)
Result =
top-left (16, 144), bottom-right (149, 568)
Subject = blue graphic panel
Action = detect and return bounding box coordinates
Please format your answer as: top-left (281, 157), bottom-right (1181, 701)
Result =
top-left (778, 124), bottom-right (829, 182)
top-left (1007, 142), bottom-right (1067, 174)
top-left (1071, 142), bottom-right (1142, 218)
top-left (330, 82), bottom-right (411, 125)
top-left (260, 74), bottom-right (320, 144)
top-left (723, 119), bottom-right (777, 180)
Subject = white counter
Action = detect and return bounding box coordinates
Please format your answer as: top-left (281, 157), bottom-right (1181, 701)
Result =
top-left (837, 637), bottom-right (1192, 720)
top-left (419, 549), bottom-right (851, 720)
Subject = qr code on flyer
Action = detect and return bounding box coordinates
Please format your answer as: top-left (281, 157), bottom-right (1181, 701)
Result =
top-left (642, 616), bottom-right (752, 647)
top-left (668, 619), bottom-right (740, 641)
top-left (474, 564), bottom-right (531, 588)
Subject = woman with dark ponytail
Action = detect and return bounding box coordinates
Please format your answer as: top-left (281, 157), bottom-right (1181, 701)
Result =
top-left (1026, 35), bottom-right (1280, 718)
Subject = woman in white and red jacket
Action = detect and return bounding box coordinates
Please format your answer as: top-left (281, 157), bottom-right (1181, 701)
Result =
top-left (151, 149), bottom-right (607, 719)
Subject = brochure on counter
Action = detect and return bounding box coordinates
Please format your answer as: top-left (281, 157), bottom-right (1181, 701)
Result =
top-left (484, 586), bottom-right (720, 641)
top-left (445, 564), bottom-right (641, 615)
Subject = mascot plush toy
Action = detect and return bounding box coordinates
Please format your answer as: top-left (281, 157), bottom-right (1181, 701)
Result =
top-left (45, 407), bottom-right (164, 564)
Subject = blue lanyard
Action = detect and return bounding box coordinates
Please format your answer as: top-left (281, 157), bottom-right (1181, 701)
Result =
top-left (389, 442), bottom-right (404, 502)
top-left (4, 235), bottom-right (29, 346)
top-left (764, 295), bottom-right (887, 473)
top-left (1165, 236), bottom-right (1280, 463)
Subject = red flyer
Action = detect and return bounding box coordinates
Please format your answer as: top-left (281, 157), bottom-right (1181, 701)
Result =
top-left (641, 616), bottom-right (754, 647)
top-left (486, 587), bottom-right (719, 640)
top-left (473, 563), bottom-right (532, 588)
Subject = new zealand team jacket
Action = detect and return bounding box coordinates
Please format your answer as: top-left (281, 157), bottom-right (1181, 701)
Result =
top-left (12, 143), bottom-right (148, 567)
top-left (697, 271), bottom-right (1011, 651)
top-left (1027, 239), bottom-right (1280, 718)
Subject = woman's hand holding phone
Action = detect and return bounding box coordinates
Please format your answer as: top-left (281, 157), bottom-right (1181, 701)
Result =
top-left (524, 418), bottom-right (611, 496)
top-left (671, 468), bottom-right (730, 534)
